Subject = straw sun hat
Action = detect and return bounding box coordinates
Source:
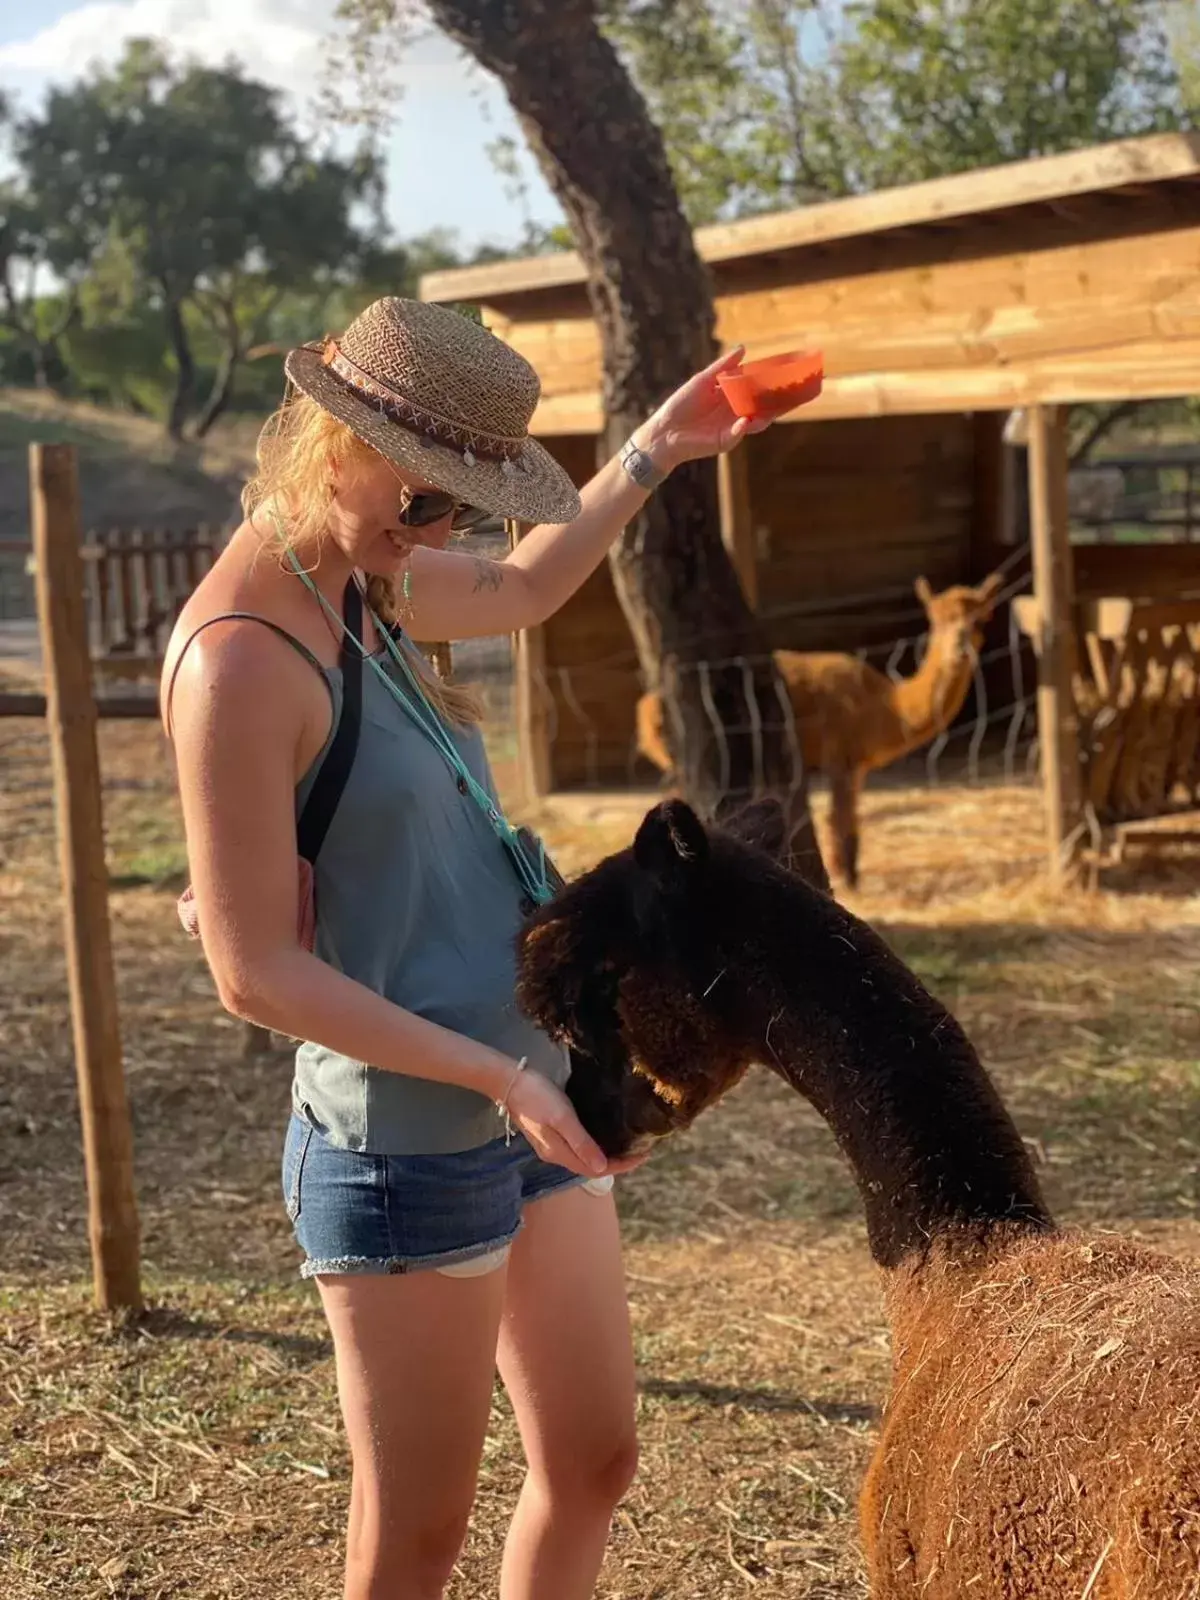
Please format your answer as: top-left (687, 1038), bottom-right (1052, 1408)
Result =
top-left (285, 297), bottom-right (583, 526)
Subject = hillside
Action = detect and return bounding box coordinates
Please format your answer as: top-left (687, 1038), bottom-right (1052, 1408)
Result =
top-left (0, 389), bottom-right (260, 546)
top-left (0, 389), bottom-right (264, 622)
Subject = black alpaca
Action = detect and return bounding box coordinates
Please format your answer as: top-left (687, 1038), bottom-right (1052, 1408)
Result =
top-left (515, 800), bottom-right (1200, 1599)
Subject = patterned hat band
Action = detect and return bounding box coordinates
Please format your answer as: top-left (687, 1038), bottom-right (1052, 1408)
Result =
top-left (318, 338), bottom-right (527, 467)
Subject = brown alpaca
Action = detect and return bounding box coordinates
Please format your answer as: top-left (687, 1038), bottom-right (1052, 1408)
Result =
top-left (516, 800), bottom-right (1200, 1598)
top-left (635, 573), bottom-right (1004, 886)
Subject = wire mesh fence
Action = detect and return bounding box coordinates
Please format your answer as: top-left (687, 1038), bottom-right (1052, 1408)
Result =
top-left (462, 539), bottom-right (1199, 879)
top-left (471, 544), bottom-right (1045, 796)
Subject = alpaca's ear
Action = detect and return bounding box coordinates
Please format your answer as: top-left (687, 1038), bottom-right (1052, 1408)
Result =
top-left (976, 571), bottom-right (1004, 613)
top-left (634, 800), bottom-right (709, 885)
top-left (914, 576), bottom-right (933, 607)
top-left (720, 797), bottom-right (787, 861)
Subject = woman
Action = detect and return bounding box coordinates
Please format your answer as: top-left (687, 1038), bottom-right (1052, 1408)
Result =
top-left (163, 297), bottom-right (771, 1600)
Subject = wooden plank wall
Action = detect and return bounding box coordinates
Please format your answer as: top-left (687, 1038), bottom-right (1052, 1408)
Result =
top-left (522, 428), bottom-right (1200, 792)
top-left (747, 414), bottom-right (977, 655)
top-left (1074, 542), bottom-right (1200, 598)
top-left (487, 199), bottom-right (1200, 431)
top-left (532, 436), bottom-right (642, 789)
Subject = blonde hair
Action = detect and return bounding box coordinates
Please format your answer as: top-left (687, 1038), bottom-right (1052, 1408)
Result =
top-left (243, 391), bottom-right (481, 726)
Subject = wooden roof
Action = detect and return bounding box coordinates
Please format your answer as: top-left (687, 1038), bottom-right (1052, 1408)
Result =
top-left (421, 132), bottom-right (1200, 307)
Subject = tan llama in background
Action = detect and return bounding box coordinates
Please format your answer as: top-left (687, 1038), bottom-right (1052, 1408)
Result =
top-left (635, 573), bottom-right (1004, 887)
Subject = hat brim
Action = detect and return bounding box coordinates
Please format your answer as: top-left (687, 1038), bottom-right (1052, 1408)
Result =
top-left (285, 347), bottom-right (582, 528)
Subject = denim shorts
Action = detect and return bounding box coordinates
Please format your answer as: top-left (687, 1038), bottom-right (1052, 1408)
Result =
top-left (281, 1111), bottom-right (605, 1278)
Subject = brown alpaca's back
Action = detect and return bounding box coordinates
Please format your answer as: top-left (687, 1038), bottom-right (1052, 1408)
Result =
top-left (864, 1231), bottom-right (1200, 1598)
top-left (638, 644), bottom-right (977, 775)
top-left (772, 650), bottom-right (923, 773)
top-left (634, 652), bottom-right (904, 772)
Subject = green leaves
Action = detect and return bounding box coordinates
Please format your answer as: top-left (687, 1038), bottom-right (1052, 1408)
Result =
top-left (601, 0), bottom-right (1198, 220)
top-left (6, 39), bottom-right (386, 434)
top-left (824, 0), bottom-right (1191, 190)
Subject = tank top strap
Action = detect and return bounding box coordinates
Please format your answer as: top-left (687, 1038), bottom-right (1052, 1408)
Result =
top-left (165, 611), bottom-right (330, 739)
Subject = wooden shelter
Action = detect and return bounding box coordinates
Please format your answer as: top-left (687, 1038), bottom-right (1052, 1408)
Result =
top-left (423, 133), bottom-right (1200, 877)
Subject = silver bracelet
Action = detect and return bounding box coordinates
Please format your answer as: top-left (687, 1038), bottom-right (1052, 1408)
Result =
top-left (619, 436), bottom-right (669, 493)
top-left (497, 1056), bottom-right (528, 1145)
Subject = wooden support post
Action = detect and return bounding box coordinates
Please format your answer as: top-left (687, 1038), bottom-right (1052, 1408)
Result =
top-left (508, 519), bottom-right (552, 801)
top-left (30, 443), bottom-right (142, 1312)
top-left (1026, 406), bottom-right (1083, 887)
top-left (717, 447), bottom-right (757, 610)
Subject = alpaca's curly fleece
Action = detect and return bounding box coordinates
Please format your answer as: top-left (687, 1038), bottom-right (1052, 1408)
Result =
top-left (865, 1228), bottom-right (1200, 1599)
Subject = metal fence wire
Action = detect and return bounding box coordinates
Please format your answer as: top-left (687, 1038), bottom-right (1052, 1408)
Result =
top-left (480, 543), bottom-right (1048, 795)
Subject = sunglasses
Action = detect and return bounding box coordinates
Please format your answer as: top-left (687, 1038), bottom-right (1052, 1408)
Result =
top-left (398, 486), bottom-right (491, 533)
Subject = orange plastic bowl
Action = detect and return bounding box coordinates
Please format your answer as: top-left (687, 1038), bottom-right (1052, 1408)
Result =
top-left (717, 350), bottom-right (824, 420)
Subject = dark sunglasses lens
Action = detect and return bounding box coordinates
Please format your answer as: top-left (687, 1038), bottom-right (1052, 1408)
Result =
top-left (400, 492), bottom-right (457, 528)
top-left (451, 504), bottom-right (491, 532)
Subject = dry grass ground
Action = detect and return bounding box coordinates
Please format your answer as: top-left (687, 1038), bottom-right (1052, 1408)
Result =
top-left (1, 716), bottom-right (1197, 1599)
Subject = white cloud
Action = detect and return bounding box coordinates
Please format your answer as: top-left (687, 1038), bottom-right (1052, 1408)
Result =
top-left (0, 0), bottom-right (488, 107)
top-left (0, 0), bottom-right (333, 95)
top-left (0, 0), bottom-right (563, 247)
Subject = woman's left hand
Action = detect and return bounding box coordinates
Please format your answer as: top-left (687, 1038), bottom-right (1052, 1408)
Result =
top-left (635, 345), bottom-right (775, 471)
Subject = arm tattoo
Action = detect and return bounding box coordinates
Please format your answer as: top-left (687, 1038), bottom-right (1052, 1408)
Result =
top-left (472, 558), bottom-right (504, 595)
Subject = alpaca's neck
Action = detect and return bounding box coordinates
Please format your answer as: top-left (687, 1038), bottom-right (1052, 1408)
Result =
top-left (724, 884), bottom-right (1051, 1269)
top-left (887, 633), bottom-right (975, 749)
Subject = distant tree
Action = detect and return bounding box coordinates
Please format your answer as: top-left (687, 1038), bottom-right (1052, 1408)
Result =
top-left (235, 231), bottom-right (472, 377)
top-left (17, 41), bottom-right (383, 438)
top-left (0, 93), bottom-right (86, 387)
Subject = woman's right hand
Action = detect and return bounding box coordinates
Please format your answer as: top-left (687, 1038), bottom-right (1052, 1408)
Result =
top-left (504, 1069), bottom-right (609, 1178)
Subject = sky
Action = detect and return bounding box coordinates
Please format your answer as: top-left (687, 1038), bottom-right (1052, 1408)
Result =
top-left (0, 0), bottom-right (566, 252)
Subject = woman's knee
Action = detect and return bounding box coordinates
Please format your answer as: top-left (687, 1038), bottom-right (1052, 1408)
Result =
top-left (347, 1499), bottom-right (471, 1598)
top-left (538, 1428), bottom-right (639, 1509)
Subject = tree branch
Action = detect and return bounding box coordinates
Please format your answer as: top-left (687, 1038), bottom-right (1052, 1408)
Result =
top-left (1068, 400), bottom-right (1143, 467)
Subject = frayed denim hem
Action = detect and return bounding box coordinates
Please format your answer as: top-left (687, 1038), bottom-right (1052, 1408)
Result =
top-left (299, 1224), bottom-right (521, 1280)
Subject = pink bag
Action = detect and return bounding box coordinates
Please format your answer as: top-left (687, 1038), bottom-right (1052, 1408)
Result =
top-left (177, 858), bottom-right (317, 953)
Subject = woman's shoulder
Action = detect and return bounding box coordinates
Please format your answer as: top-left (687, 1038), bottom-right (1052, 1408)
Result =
top-left (161, 523), bottom-right (335, 732)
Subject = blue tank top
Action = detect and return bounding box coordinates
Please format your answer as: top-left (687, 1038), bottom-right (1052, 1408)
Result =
top-left (292, 643), bottom-right (569, 1154)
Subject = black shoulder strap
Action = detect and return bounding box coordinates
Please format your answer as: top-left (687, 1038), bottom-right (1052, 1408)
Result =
top-left (296, 580), bottom-right (363, 864)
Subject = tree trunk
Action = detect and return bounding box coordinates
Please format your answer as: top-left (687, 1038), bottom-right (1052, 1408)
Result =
top-left (191, 301), bottom-right (241, 440)
top-left (425, 0), bottom-right (826, 885)
top-left (29, 339), bottom-right (50, 389)
top-left (163, 290), bottom-right (196, 441)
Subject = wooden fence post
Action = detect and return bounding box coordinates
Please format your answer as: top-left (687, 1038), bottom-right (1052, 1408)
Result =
top-left (30, 443), bottom-right (142, 1312)
top-left (1027, 406), bottom-right (1084, 887)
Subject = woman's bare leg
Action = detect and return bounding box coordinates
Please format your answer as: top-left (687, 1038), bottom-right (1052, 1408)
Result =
top-left (496, 1186), bottom-right (638, 1600)
top-left (318, 1267), bottom-right (508, 1600)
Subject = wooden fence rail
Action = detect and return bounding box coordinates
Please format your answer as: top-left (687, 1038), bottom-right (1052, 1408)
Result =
top-left (82, 526), bottom-right (222, 677)
top-left (0, 526), bottom-right (222, 717)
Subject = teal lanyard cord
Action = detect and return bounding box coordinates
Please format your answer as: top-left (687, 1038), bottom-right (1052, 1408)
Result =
top-left (286, 549), bottom-right (554, 906)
